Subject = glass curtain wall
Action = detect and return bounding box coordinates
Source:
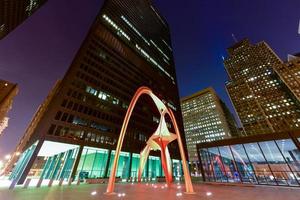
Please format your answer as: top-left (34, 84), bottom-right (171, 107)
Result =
top-left (41, 148), bottom-right (78, 181)
top-left (148, 156), bottom-right (162, 178)
top-left (9, 142), bottom-right (39, 181)
top-left (199, 139), bottom-right (300, 186)
top-left (76, 146), bottom-right (183, 180)
top-left (76, 147), bottom-right (109, 179)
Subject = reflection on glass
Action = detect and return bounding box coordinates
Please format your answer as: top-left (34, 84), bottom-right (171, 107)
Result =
top-left (259, 141), bottom-right (290, 185)
top-left (207, 147), bottom-right (227, 182)
top-left (219, 146), bottom-right (240, 183)
top-left (275, 139), bottom-right (300, 186)
top-left (198, 138), bottom-right (300, 187)
top-left (244, 143), bottom-right (275, 185)
top-left (199, 149), bottom-right (215, 181)
top-left (231, 144), bottom-right (257, 183)
top-left (172, 159), bottom-right (182, 178)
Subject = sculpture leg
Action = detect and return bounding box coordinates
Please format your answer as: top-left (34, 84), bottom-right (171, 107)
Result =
top-left (160, 145), bottom-right (172, 185)
top-left (168, 109), bottom-right (195, 194)
top-left (105, 87), bottom-right (152, 194)
top-left (138, 145), bottom-right (151, 182)
top-left (165, 147), bottom-right (173, 183)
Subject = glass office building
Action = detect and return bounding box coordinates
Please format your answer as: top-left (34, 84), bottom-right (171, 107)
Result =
top-left (5, 0), bottom-right (186, 185)
top-left (197, 130), bottom-right (300, 187)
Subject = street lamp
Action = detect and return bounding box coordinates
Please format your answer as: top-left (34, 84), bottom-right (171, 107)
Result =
top-left (4, 154), bottom-right (11, 160)
top-left (0, 160), bottom-right (3, 171)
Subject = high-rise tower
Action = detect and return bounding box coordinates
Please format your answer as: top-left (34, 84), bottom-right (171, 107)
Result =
top-left (7, 0), bottom-right (186, 185)
top-left (274, 54), bottom-right (300, 102)
top-left (224, 39), bottom-right (300, 136)
top-left (181, 87), bottom-right (238, 162)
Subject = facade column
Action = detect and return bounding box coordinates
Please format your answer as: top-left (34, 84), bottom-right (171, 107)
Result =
top-left (17, 139), bottom-right (44, 185)
top-left (69, 145), bottom-right (83, 181)
top-left (146, 157), bottom-right (149, 178)
top-left (197, 150), bottom-right (206, 182)
top-left (127, 153), bottom-right (133, 179)
top-left (104, 150), bottom-right (112, 178)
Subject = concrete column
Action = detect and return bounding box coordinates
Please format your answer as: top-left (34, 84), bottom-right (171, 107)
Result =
top-left (127, 153), bottom-right (133, 179)
top-left (58, 178), bottom-right (64, 186)
top-left (103, 150), bottom-right (111, 178)
top-left (23, 178), bottom-right (31, 189)
top-left (69, 145), bottom-right (83, 181)
top-left (17, 139), bottom-right (44, 185)
top-left (146, 158), bottom-right (149, 178)
top-left (48, 179), bottom-right (54, 187)
top-left (36, 177), bottom-right (43, 188)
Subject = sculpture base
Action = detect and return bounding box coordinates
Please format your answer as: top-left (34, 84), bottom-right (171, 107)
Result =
top-left (184, 192), bottom-right (196, 195)
top-left (104, 192), bottom-right (117, 195)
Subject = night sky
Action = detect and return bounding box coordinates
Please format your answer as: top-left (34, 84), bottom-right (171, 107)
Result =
top-left (0, 0), bottom-right (299, 157)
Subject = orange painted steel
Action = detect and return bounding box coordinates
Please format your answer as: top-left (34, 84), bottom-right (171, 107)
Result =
top-left (168, 108), bottom-right (195, 193)
top-left (105, 86), bottom-right (194, 194)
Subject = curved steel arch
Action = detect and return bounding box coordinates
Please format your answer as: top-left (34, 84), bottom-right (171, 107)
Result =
top-left (105, 86), bottom-right (194, 194)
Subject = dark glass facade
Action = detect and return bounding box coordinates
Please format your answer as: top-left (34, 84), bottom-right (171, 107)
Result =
top-left (197, 130), bottom-right (300, 187)
top-left (6, 0), bottom-right (186, 185)
top-left (0, 0), bottom-right (47, 40)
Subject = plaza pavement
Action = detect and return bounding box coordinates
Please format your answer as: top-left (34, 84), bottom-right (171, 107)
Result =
top-left (0, 182), bottom-right (299, 200)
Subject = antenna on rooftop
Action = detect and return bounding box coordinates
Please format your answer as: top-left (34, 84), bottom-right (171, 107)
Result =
top-left (298, 19), bottom-right (300, 35)
top-left (231, 33), bottom-right (238, 43)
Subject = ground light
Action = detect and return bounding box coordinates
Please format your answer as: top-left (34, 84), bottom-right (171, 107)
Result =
top-left (90, 191), bottom-right (97, 196)
top-left (206, 192), bottom-right (212, 196)
top-left (176, 192), bottom-right (183, 197)
top-left (117, 193), bottom-right (126, 197)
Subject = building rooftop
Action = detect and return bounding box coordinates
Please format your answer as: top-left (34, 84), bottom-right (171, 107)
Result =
top-left (181, 87), bottom-right (215, 102)
top-left (0, 80), bottom-right (17, 104)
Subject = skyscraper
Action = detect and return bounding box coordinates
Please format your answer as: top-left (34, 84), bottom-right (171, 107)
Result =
top-left (181, 87), bottom-right (238, 162)
top-left (224, 39), bottom-right (300, 136)
top-left (0, 80), bottom-right (18, 137)
top-left (274, 54), bottom-right (300, 102)
top-left (7, 0), bottom-right (186, 185)
top-left (0, 0), bottom-right (47, 40)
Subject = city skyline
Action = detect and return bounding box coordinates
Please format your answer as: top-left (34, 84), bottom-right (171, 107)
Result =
top-left (0, 0), bottom-right (300, 157)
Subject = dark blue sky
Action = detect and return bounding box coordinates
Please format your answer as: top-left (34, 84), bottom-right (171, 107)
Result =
top-left (0, 0), bottom-right (299, 157)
